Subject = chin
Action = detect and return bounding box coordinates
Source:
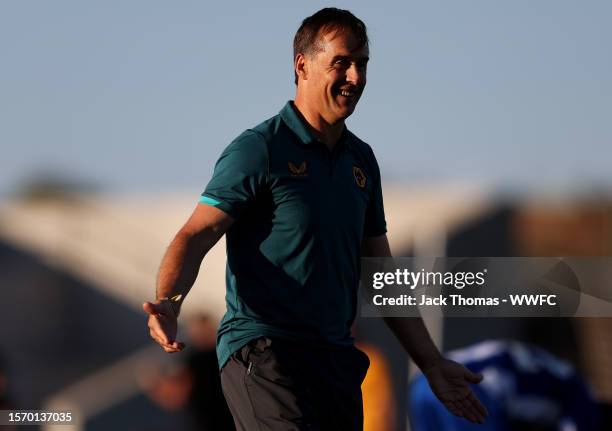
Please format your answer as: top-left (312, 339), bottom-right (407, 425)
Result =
top-left (326, 101), bottom-right (357, 123)
top-left (338, 106), bottom-right (356, 120)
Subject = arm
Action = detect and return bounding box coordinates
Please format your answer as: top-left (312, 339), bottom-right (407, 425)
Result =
top-left (361, 234), bottom-right (488, 424)
top-left (361, 234), bottom-right (443, 369)
top-left (142, 203), bottom-right (234, 353)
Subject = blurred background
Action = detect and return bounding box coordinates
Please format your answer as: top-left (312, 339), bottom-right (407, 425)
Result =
top-left (1, 1), bottom-right (611, 430)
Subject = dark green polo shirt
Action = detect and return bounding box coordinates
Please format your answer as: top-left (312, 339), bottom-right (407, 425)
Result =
top-left (201, 101), bottom-right (387, 368)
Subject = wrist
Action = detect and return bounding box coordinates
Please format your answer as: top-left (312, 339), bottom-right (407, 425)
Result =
top-left (157, 293), bottom-right (183, 317)
top-left (420, 353), bottom-right (445, 374)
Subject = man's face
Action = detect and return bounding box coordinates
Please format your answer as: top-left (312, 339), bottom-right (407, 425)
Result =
top-left (300, 30), bottom-right (369, 124)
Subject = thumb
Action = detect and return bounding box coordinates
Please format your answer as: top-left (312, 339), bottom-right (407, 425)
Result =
top-left (464, 368), bottom-right (484, 384)
top-left (142, 301), bottom-right (162, 316)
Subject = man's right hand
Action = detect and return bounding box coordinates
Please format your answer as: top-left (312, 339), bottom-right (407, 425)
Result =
top-left (143, 300), bottom-right (185, 353)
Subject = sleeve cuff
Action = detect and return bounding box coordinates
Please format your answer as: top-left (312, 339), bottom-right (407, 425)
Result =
top-left (199, 194), bottom-right (241, 218)
top-left (363, 226), bottom-right (388, 238)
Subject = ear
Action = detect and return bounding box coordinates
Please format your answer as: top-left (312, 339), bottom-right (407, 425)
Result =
top-left (295, 53), bottom-right (308, 82)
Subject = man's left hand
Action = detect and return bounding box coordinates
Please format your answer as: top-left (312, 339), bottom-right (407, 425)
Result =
top-left (424, 358), bottom-right (488, 424)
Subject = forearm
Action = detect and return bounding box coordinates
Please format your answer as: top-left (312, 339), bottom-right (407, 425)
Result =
top-left (363, 235), bottom-right (443, 369)
top-left (383, 317), bottom-right (443, 371)
top-left (155, 227), bottom-right (222, 305)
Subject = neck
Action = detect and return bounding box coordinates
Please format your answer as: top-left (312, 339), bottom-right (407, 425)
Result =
top-left (293, 96), bottom-right (344, 150)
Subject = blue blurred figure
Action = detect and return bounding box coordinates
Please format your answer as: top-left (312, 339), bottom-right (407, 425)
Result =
top-left (409, 340), bottom-right (600, 431)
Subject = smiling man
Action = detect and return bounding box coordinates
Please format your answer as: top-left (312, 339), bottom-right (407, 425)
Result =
top-left (144, 8), bottom-right (487, 430)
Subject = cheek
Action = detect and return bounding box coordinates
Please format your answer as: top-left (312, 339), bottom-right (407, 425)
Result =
top-left (327, 76), bottom-right (344, 92)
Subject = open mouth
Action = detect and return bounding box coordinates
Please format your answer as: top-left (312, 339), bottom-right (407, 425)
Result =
top-left (335, 87), bottom-right (360, 101)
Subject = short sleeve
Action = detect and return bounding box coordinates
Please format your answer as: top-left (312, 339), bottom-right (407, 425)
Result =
top-left (200, 130), bottom-right (268, 218)
top-left (363, 146), bottom-right (387, 237)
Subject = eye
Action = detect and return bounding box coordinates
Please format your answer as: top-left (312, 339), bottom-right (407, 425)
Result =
top-left (333, 59), bottom-right (350, 68)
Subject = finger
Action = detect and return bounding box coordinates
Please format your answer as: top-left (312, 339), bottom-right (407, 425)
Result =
top-left (150, 329), bottom-right (183, 350)
top-left (166, 340), bottom-right (184, 350)
top-left (454, 397), bottom-right (475, 422)
top-left (166, 342), bottom-right (184, 352)
top-left (445, 400), bottom-right (463, 417)
top-left (149, 325), bottom-right (170, 345)
top-left (467, 392), bottom-right (488, 419)
top-left (457, 396), bottom-right (480, 423)
top-left (143, 301), bottom-right (161, 316)
top-left (464, 369), bottom-right (484, 384)
top-left (150, 332), bottom-right (170, 347)
top-left (459, 393), bottom-right (487, 424)
top-left (153, 336), bottom-right (180, 352)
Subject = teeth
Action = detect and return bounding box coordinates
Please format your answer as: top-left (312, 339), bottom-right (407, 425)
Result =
top-left (340, 90), bottom-right (355, 97)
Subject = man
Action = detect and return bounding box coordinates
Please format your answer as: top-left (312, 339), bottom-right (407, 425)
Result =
top-left (144, 8), bottom-right (487, 430)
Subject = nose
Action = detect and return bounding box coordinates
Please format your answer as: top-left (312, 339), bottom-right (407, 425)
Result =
top-left (346, 63), bottom-right (365, 87)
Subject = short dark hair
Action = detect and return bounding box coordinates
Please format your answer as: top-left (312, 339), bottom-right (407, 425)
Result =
top-left (293, 8), bottom-right (369, 84)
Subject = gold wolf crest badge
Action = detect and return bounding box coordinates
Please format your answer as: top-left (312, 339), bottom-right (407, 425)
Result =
top-left (288, 161), bottom-right (308, 176)
top-left (353, 166), bottom-right (366, 188)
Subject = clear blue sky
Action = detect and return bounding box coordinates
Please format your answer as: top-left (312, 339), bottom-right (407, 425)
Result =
top-left (1, 1), bottom-right (610, 196)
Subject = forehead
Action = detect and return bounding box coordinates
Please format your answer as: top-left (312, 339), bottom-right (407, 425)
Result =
top-left (316, 29), bottom-right (369, 58)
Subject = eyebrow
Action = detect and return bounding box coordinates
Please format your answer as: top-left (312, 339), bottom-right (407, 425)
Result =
top-left (331, 55), bottom-right (370, 63)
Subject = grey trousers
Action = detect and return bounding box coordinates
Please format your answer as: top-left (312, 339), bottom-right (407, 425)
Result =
top-left (220, 337), bottom-right (370, 431)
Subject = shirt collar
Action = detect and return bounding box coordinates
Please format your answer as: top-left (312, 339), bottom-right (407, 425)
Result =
top-left (279, 101), bottom-right (349, 148)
